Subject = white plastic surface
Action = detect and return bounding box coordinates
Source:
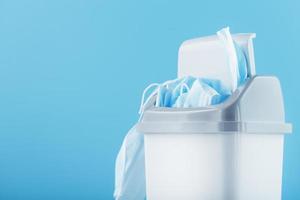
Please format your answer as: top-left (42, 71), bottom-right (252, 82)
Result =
top-left (178, 33), bottom-right (256, 82)
top-left (144, 132), bottom-right (284, 200)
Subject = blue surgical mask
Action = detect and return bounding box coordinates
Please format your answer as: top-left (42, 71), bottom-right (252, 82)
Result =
top-left (172, 83), bottom-right (190, 108)
top-left (168, 76), bottom-right (193, 105)
top-left (234, 42), bottom-right (248, 86)
top-left (114, 125), bottom-right (146, 200)
top-left (217, 27), bottom-right (248, 92)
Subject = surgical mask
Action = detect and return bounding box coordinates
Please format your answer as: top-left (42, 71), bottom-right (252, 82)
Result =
top-left (114, 83), bottom-right (162, 200)
top-left (217, 27), bottom-right (248, 92)
top-left (154, 77), bottom-right (188, 107)
top-left (166, 76), bottom-right (192, 106)
top-left (114, 125), bottom-right (146, 200)
top-left (155, 76), bottom-right (197, 107)
top-left (182, 79), bottom-right (220, 108)
top-left (200, 78), bottom-right (230, 96)
top-left (172, 83), bottom-right (190, 108)
top-left (234, 42), bottom-right (248, 85)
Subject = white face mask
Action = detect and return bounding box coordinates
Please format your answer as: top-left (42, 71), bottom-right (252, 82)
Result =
top-left (217, 27), bottom-right (248, 92)
top-left (182, 79), bottom-right (220, 108)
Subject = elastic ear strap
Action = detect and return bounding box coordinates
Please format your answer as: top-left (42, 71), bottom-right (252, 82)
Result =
top-left (162, 78), bottom-right (179, 89)
top-left (139, 83), bottom-right (160, 114)
top-left (173, 77), bottom-right (188, 93)
top-left (143, 88), bottom-right (159, 112)
top-left (155, 86), bottom-right (163, 107)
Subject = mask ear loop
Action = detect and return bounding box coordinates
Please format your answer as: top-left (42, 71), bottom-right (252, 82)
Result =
top-left (173, 77), bottom-right (189, 94)
top-left (140, 78), bottom-right (180, 113)
top-left (155, 85), bottom-right (163, 107)
top-left (138, 83), bottom-right (160, 115)
top-left (162, 78), bottom-right (179, 89)
top-left (173, 83), bottom-right (190, 108)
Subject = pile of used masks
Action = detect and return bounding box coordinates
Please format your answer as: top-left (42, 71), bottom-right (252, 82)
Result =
top-left (114, 27), bottom-right (248, 200)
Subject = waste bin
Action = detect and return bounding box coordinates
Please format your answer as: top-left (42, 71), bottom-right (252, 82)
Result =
top-left (137, 34), bottom-right (292, 200)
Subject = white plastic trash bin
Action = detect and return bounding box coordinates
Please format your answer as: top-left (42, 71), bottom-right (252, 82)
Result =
top-left (137, 34), bottom-right (292, 200)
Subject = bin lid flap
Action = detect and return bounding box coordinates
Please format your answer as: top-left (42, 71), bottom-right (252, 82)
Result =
top-left (178, 33), bottom-right (256, 84)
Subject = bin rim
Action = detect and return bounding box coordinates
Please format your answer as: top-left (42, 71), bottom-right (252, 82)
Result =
top-left (137, 121), bottom-right (292, 134)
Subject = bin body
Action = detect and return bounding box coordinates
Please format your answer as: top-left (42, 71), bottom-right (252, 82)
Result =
top-left (138, 77), bottom-right (292, 200)
top-left (144, 132), bottom-right (284, 200)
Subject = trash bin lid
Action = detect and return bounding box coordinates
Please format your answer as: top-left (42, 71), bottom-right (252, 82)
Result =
top-left (178, 33), bottom-right (256, 84)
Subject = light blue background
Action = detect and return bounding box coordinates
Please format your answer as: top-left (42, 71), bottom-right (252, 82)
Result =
top-left (0, 0), bottom-right (299, 199)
